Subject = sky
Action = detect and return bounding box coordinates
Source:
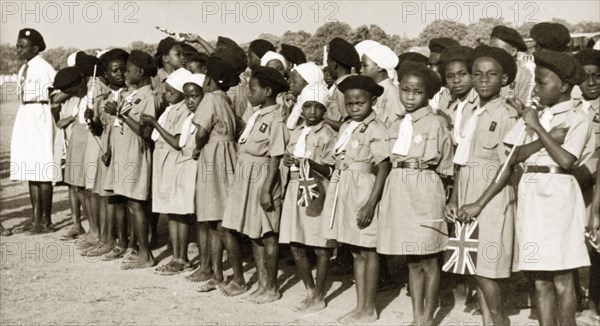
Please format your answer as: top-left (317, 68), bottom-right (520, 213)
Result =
top-left (1, 0), bottom-right (599, 49)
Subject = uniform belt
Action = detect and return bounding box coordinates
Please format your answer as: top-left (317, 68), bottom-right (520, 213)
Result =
top-left (154, 142), bottom-right (178, 151)
top-left (22, 101), bottom-right (49, 105)
top-left (391, 161), bottom-right (435, 170)
top-left (524, 165), bottom-right (569, 174)
top-left (335, 161), bottom-right (374, 173)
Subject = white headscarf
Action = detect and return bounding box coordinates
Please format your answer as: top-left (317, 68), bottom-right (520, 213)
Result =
top-left (166, 68), bottom-right (193, 93)
top-left (365, 44), bottom-right (399, 83)
top-left (286, 82), bottom-right (329, 129)
top-left (355, 40), bottom-right (381, 59)
top-left (293, 62), bottom-right (324, 84)
top-left (183, 73), bottom-right (206, 89)
top-left (260, 51), bottom-right (288, 70)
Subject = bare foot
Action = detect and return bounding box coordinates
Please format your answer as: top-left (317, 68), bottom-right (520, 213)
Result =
top-left (121, 254), bottom-right (155, 270)
top-left (343, 308), bottom-right (378, 324)
top-left (185, 268), bottom-right (214, 282)
top-left (197, 279), bottom-right (222, 293)
top-left (337, 308), bottom-right (358, 324)
top-left (293, 296), bottom-right (326, 312)
top-left (219, 281), bottom-right (247, 297)
top-left (249, 288), bottom-right (281, 304)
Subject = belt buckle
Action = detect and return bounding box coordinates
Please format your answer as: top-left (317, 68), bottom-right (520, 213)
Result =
top-left (416, 161), bottom-right (424, 171)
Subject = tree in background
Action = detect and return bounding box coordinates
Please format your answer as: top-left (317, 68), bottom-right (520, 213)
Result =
top-left (418, 20), bottom-right (468, 45)
top-left (304, 21), bottom-right (353, 62)
top-left (463, 18), bottom-right (506, 47)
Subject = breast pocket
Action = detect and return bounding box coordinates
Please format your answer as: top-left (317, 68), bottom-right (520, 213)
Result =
top-left (305, 138), bottom-right (324, 160)
top-left (473, 131), bottom-right (500, 161)
top-left (408, 133), bottom-right (432, 158)
top-left (346, 137), bottom-right (372, 162)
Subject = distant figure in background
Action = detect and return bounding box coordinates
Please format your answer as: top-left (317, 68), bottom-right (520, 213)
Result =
top-left (11, 28), bottom-right (59, 234)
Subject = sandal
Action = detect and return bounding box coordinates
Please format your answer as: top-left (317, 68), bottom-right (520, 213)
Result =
top-left (155, 262), bottom-right (185, 276)
top-left (196, 279), bottom-right (220, 292)
top-left (123, 249), bottom-right (139, 263)
top-left (101, 246), bottom-right (126, 261)
top-left (0, 226), bottom-right (12, 236)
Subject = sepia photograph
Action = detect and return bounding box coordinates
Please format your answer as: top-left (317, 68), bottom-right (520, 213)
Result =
top-left (0, 0), bottom-right (599, 325)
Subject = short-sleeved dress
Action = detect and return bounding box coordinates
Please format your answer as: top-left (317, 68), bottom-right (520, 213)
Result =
top-left (453, 97), bottom-right (517, 278)
top-left (501, 65), bottom-right (533, 105)
top-left (573, 97), bottom-right (600, 194)
top-left (321, 112), bottom-right (390, 248)
top-left (92, 88), bottom-right (125, 197)
top-left (151, 101), bottom-right (194, 214)
top-left (82, 78), bottom-right (110, 190)
top-left (436, 88), bottom-right (479, 145)
top-left (221, 104), bottom-right (289, 239)
top-left (110, 85), bottom-right (155, 201)
top-left (279, 122), bottom-right (337, 247)
top-left (505, 100), bottom-right (591, 271)
top-left (377, 107), bottom-right (453, 255)
top-left (63, 96), bottom-right (87, 187)
top-left (193, 90), bottom-right (239, 221)
top-left (374, 78), bottom-right (404, 128)
top-left (326, 75), bottom-right (351, 122)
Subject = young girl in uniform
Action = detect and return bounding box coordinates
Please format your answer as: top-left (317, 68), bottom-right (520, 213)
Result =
top-left (444, 46), bottom-right (519, 326)
top-left (140, 67), bottom-right (194, 274)
top-left (221, 66), bottom-right (289, 303)
top-left (322, 75), bottom-right (391, 324)
top-left (187, 57), bottom-right (240, 292)
top-left (436, 46), bottom-right (476, 144)
top-left (111, 50), bottom-right (157, 270)
top-left (459, 51), bottom-right (591, 326)
top-left (378, 62), bottom-right (452, 326)
top-left (285, 62), bottom-right (325, 129)
top-left (279, 81), bottom-right (335, 312)
top-left (89, 49), bottom-right (129, 261)
top-left (53, 67), bottom-right (89, 240)
top-left (361, 44), bottom-right (403, 128)
top-left (260, 51), bottom-right (288, 77)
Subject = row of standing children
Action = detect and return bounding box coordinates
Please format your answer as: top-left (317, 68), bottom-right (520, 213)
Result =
top-left (9, 23), bottom-right (599, 326)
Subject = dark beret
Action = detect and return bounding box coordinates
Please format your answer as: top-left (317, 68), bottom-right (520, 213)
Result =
top-left (428, 38), bottom-right (460, 54)
top-left (251, 66), bottom-right (289, 95)
top-left (530, 22), bottom-right (571, 52)
top-left (186, 51), bottom-right (209, 64)
top-left (534, 51), bottom-right (586, 85)
top-left (205, 56), bottom-right (240, 88)
top-left (155, 37), bottom-right (182, 68)
top-left (438, 46), bottom-right (473, 85)
top-left (468, 45), bottom-right (517, 85)
top-left (18, 28), bottom-right (46, 52)
top-left (98, 49), bottom-right (128, 73)
top-left (54, 66), bottom-right (83, 91)
top-left (75, 52), bottom-right (99, 77)
top-left (396, 52), bottom-right (429, 69)
top-left (574, 49), bottom-right (600, 68)
top-left (249, 39), bottom-right (276, 58)
top-left (180, 43), bottom-right (198, 55)
top-left (128, 50), bottom-right (157, 77)
top-left (338, 75), bottom-right (384, 97)
top-left (328, 37), bottom-right (361, 71)
top-left (398, 61), bottom-right (442, 99)
top-left (215, 36), bottom-right (248, 74)
top-left (280, 44), bottom-right (307, 66)
top-left (490, 25), bottom-right (527, 52)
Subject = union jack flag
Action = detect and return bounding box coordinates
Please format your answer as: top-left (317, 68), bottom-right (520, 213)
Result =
top-left (442, 221), bottom-right (479, 275)
top-left (297, 159), bottom-right (320, 207)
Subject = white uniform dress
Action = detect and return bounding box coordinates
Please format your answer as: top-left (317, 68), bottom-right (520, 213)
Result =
top-left (10, 55), bottom-right (60, 182)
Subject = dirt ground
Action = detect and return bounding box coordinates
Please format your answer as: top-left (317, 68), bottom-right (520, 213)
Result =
top-left (0, 87), bottom-right (555, 326)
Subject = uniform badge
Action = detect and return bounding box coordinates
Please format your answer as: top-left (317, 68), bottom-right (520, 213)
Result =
top-left (594, 113), bottom-right (599, 124)
top-left (25, 30), bottom-right (30, 36)
top-left (259, 123), bottom-right (268, 133)
top-left (489, 121), bottom-right (497, 132)
top-left (134, 98), bottom-right (141, 104)
top-left (351, 140), bottom-right (359, 149)
top-left (413, 134), bottom-right (423, 144)
top-left (359, 125), bottom-right (367, 133)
